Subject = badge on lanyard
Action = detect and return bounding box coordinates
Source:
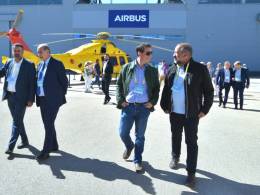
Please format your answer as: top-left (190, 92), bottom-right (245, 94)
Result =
top-left (133, 72), bottom-right (146, 95)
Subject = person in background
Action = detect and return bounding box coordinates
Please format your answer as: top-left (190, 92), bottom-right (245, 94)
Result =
top-left (91, 59), bottom-right (101, 89)
top-left (214, 63), bottom-right (222, 96)
top-left (207, 62), bottom-right (214, 79)
top-left (232, 61), bottom-right (250, 110)
top-left (161, 43), bottom-right (214, 188)
top-left (116, 43), bottom-right (160, 173)
top-left (158, 60), bottom-right (169, 85)
top-left (102, 54), bottom-right (114, 104)
top-left (216, 61), bottom-right (233, 108)
top-left (0, 43), bottom-right (36, 155)
top-left (84, 61), bottom-right (94, 93)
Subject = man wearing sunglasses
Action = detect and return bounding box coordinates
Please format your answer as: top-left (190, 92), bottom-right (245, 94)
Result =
top-left (116, 43), bottom-right (160, 173)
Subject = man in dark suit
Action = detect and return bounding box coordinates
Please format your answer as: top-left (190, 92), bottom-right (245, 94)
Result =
top-left (161, 43), bottom-right (214, 188)
top-left (102, 54), bottom-right (114, 104)
top-left (232, 61), bottom-right (250, 110)
top-left (216, 61), bottom-right (233, 108)
top-left (0, 43), bottom-right (36, 154)
top-left (35, 44), bottom-right (68, 161)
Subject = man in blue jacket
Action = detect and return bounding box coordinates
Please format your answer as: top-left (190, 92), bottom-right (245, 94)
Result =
top-left (0, 43), bottom-right (36, 154)
top-left (35, 44), bottom-right (68, 161)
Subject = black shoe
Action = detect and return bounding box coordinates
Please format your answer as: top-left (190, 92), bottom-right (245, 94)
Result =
top-left (240, 107), bottom-right (243, 110)
top-left (123, 145), bottom-right (134, 160)
top-left (218, 102), bottom-right (222, 107)
top-left (50, 147), bottom-right (59, 152)
top-left (103, 99), bottom-right (108, 105)
top-left (223, 104), bottom-right (226, 108)
top-left (185, 174), bottom-right (196, 189)
top-left (5, 149), bottom-right (13, 155)
top-left (106, 96), bottom-right (111, 103)
top-left (36, 153), bottom-right (49, 161)
top-left (235, 105), bottom-right (238, 109)
top-left (169, 158), bottom-right (180, 170)
top-left (17, 143), bottom-right (29, 149)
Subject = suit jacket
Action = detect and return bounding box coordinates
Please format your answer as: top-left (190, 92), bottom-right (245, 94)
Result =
top-left (36, 57), bottom-right (68, 108)
top-left (216, 68), bottom-right (233, 87)
top-left (0, 58), bottom-right (36, 105)
top-left (102, 60), bottom-right (114, 76)
top-left (232, 68), bottom-right (250, 88)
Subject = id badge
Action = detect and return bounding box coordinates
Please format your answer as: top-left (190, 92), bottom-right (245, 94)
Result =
top-left (134, 85), bottom-right (144, 95)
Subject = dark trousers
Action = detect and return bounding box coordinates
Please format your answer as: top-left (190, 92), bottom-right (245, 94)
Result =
top-left (218, 82), bottom-right (231, 105)
top-left (39, 98), bottom-right (59, 153)
top-left (170, 112), bottom-right (199, 174)
top-left (92, 75), bottom-right (100, 87)
top-left (7, 93), bottom-right (28, 151)
top-left (102, 74), bottom-right (111, 100)
top-left (233, 82), bottom-right (245, 108)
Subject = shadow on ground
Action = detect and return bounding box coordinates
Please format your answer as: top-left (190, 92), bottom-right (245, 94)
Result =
top-left (7, 146), bottom-right (260, 195)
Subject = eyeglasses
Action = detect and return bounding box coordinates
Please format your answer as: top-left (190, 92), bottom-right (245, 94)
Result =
top-left (145, 51), bottom-right (153, 56)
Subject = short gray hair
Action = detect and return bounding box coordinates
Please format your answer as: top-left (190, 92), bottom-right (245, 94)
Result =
top-left (37, 43), bottom-right (50, 53)
top-left (177, 43), bottom-right (193, 55)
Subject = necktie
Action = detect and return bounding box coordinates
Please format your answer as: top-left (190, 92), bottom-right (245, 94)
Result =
top-left (37, 62), bottom-right (46, 96)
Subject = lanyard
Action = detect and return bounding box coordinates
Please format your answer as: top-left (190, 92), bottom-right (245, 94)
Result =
top-left (175, 63), bottom-right (190, 81)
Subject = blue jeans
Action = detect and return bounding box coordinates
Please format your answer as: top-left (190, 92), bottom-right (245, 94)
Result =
top-left (119, 104), bottom-right (150, 164)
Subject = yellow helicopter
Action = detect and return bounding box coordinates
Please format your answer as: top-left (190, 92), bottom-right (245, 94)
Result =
top-left (1, 10), bottom-right (172, 76)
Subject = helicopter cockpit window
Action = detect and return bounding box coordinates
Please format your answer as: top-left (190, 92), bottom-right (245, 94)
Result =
top-left (119, 56), bottom-right (126, 66)
top-left (109, 56), bottom-right (118, 66)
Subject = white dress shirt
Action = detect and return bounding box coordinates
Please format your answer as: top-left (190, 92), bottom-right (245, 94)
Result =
top-left (7, 58), bottom-right (23, 92)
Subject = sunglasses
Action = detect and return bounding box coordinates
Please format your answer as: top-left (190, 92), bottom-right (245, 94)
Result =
top-left (145, 51), bottom-right (153, 56)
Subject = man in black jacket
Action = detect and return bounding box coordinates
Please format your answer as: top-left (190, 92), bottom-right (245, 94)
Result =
top-left (232, 61), bottom-right (250, 110)
top-left (216, 61), bottom-right (233, 108)
top-left (0, 43), bottom-right (36, 154)
top-left (102, 54), bottom-right (114, 104)
top-left (161, 43), bottom-right (214, 188)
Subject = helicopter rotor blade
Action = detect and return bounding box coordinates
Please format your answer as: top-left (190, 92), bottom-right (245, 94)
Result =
top-left (12, 9), bottom-right (24, 29)
top-left (34, 37), bottom-right (94, 47)
top-left (0, 32), bottom-right (8, 38)
top-left (112, 34), bottom-right (165, 40)
top-left (116, 39), bottom-right (172, 52)
top-left (42, 33), bottom-right (97, 37)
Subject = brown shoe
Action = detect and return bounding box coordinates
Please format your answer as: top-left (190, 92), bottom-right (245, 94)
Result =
top-left (185, 174), bottom-right (196, 189)
top-left (123, 146), bottom-right (134, 160)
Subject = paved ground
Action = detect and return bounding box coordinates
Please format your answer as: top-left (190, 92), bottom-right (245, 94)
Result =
top-left (0, 77), bottom-right (260, 195)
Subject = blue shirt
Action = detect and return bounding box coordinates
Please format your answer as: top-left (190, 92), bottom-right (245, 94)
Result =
top-left (37, 57), bottom-right (51, 96)
top-left (7, 58), bottom-right (23, 92)
top-left (235, 68), bottom-right (241, 82)
top-left (126, 61), bottom-right (149, 103)
top-left (224, 68), bottom-right (230, 83)
top-left (172, 65), bottom-right (186, 115)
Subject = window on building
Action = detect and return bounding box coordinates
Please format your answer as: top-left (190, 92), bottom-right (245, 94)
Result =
top-left (0, 0), bottom-right (62, 5)
top-left (199, 0), bottom-right (241, 3)
top-left (75, 0), bottom-right (184, 4)
top-left (246, 0), bottom-right (260, 3)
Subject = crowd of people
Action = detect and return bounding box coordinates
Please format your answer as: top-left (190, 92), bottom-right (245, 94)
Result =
top-left (0, 41), bottom-right (251, 189)
top-left (202, 60), bottom-right (250, 110)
